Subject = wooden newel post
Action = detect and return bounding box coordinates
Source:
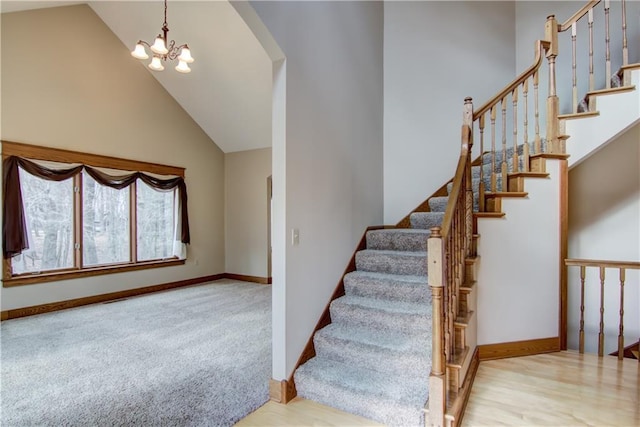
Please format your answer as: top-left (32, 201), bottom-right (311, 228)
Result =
top-left (427, 226), bottom-right (445, 427)
top-left (545, 15), bottom-right (562, 154)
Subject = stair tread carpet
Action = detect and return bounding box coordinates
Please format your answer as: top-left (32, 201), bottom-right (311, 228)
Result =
top-left (313, 324), bottom-right (431, 375)
top-left (355, 249), bottom-right (428, 276)
top-left (344, 270), bottom-right (430, 304)
top-left (410, 211), bottom-right (445, 229)
top-left (331, 295), bottom-right (430, 315)
top-left (295, 357), bottom-right (429, 427)
top-left (329, 295), bottom-right (431, 334)
top-left (366, 228), bottom-right (431, 251)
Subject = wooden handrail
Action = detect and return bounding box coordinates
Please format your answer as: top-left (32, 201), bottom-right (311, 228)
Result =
top-left (565, 259), bottom-right (640, 269)
top-left (439, 128), bottom-right (470, 239)
top-left (558, 1), bottom-right (600, 32)
top-left (473, 40), bottom-right (550, 120)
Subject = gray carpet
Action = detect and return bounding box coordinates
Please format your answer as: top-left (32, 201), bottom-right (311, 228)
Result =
top-left (0, 279), bottom-right (271, 427)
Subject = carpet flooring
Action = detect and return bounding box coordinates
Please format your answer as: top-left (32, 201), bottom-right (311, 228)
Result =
top-left (0, 279), bottom-right (271, 427)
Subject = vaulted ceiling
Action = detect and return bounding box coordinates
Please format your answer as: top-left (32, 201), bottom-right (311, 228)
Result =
top-left (1, 1), bottom-right (273, 153)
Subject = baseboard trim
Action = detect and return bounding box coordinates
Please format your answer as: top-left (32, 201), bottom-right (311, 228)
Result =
top-left (269, 378), bottom-right (296, 404)
top-left (224, 273), bottom-right (271, 285)
top-left (447, 347), bottom-right (480, 427)
top-left (1, 274), bottom-right (225, 320)
top-left (478, 337), bottom-right (560, 361)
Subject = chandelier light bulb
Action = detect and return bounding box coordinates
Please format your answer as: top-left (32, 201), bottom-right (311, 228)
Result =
top-left (150, 36), bottom-right (169, 55)
top-left (175, 60), bottom-right (191, 73)
top-left (149, 56), bottom-right (165, 71)
top-left (178, 47), bottom-right (194, 64)
top-left (131, 43), bottom-right (149, 60)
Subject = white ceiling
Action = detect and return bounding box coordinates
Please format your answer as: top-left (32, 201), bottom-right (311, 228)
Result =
top-left (1, 1), bottom-right (273, 153)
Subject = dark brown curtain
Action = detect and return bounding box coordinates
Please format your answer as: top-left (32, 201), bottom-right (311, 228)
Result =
top-left (3, 156), bottom-right (190, 259)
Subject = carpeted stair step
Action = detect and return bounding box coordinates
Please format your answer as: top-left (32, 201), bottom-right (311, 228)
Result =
top-left (410, 212), bottom-right (444, 230)
top-left (294, 357), bottom-right (429, 427)
top-left (366, 228), bottom-right (431, 252)
top-left (428, 196), bottom-right (449, 213)
top-left (313, 323), bottom-right (431, 376)
top-left (344, 271), bottom-right (430, 304)
top-left (330, 295), bottom-right (431, 333)
top-left (355, 250), bottom-right (427, 276)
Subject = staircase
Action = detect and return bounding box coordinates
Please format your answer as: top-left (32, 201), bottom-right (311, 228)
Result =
top-left (289, 2), bottom-right (638, 426)
top-left (294, 228), bottom-right (432, 426)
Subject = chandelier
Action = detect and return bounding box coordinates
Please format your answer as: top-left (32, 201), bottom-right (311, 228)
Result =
top-left (131, 0), bottom-right (194, 73)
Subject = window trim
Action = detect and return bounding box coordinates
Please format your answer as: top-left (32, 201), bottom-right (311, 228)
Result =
top-left (2, 141), bottom-right (187, 287)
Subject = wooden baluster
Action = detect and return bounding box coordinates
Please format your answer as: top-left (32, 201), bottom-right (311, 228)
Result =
top-left (443, 242), bottom-right (450, 365)
top-left (512, 88), bottom-right (519, 173)
top-left (501, 97), bottom-right (507, 189)
top-left (490, 106), bottom-right (497, 192)
top-left (598, 266), bottom-right (605, 357)
top-left (617, 268), bottom-right (625, 361)
top-left (479, 115), bottom-right (486, 211)
top-left (522, 80), bottom-right (530, 171)
top-left (451, 219), bottom-right (456, 354)
top-left (572, 22), bottom-right (578, 113)
top-left (579, 265), bottom-right (586, 353)
top-left (589, 8), bottom-right (595, 93)
top-left (605, 0), bottom-right (611, 89)
top-left (534, 71), bottom-right (541, 154)
top-left (622, 0), bottom-right (628, 66)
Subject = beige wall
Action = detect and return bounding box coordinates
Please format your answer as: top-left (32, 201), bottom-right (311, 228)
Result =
top-left (1, 5), bottom-right (225, 310)
top-left (225, 148), bottom-right (271, 278)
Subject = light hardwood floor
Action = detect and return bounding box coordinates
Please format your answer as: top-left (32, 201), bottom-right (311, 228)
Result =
top-left (237, 351), bottom-right (639, 426)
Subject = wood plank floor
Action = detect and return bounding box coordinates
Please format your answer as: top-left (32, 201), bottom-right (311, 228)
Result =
top-left (462, 351), bottom-right (639, 426)
top-left (235, 397), bottom-right (384, 426)
top-left (237, 351), bottom-right (639, 426)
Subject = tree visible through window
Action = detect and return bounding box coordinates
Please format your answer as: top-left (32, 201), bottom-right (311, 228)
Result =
top-left (2, 147), bottom-right (189, 284)
top-left (82, 172), bottom-right (130, 266)
top-left (137, 179), bottom-right (175, 262)
top-left (11, 169), bottom-right (74, 275)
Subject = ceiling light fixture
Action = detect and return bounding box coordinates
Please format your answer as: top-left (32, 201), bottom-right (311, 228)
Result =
top-left (131, 0), bottom-right (194, 73)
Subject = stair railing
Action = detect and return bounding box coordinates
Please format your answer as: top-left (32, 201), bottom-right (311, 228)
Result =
top-left (472, 0), bottom-right (634, 211)
top-left (427, 98), bottom-right (474, 427)
top-left (558, 1), bottom-right (632, 113)
top-left (565, 259), bottom-right (639, 360)
top-left (473, 18), bottom-right (558, 212)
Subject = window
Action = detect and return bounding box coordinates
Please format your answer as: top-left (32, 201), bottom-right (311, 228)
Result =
top-left (11, 169), bottom-right (74, 275)
top-left (83, 171), bottom-right (131, 266)
top-left (2, 142), bottom-right (189, 286)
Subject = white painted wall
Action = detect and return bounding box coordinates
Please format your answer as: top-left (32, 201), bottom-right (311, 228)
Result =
top-left (383, 1), bottom-right (516, 224)
top-left (476, 160), bottom-right (562, 345)
top-left (249, 1), bottom-right (384, 380)
top-left (568, 123), bottom-right (640, 354)
top-left (225, 148), bottom-right (272, 278)
top-left (1, 5), bottom-right (225, 310)
top-left (565, 70), bottom-right (640, 168)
